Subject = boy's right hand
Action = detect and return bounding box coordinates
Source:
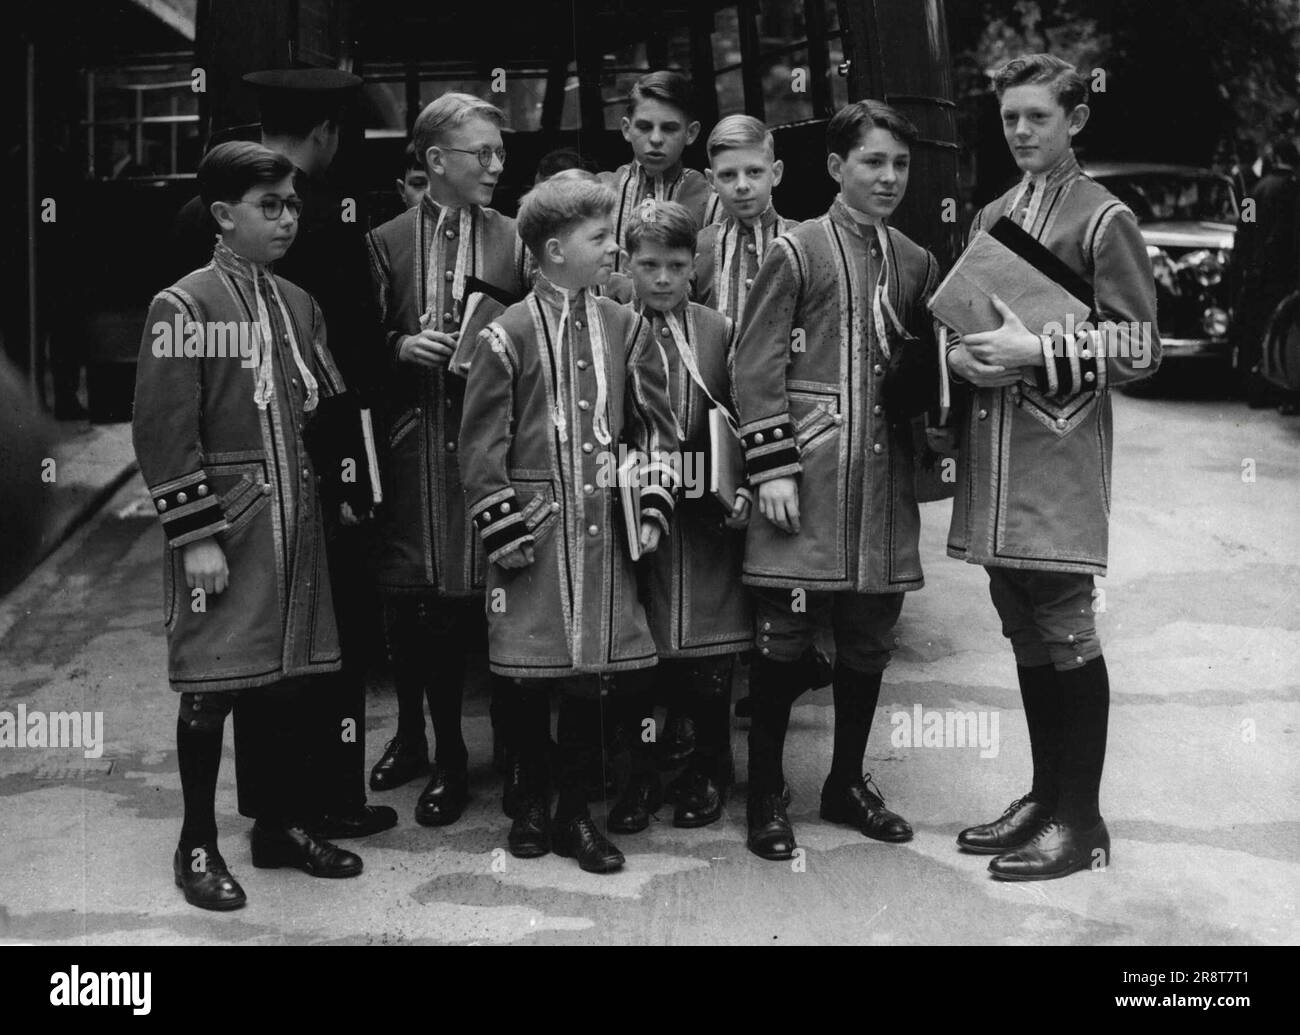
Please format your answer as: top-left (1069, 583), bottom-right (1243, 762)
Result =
top-left (398, 330), bottom-right (457, 369)
top-left (496, 542), bottom-right (535, 569)
top-left (757, 476), bottom-right (801, 535)
top-left (181, 537), bottom-right (229, 595)
top-left (946, 342), bottom-right (1025, 388)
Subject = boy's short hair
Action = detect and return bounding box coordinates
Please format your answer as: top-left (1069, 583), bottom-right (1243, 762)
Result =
top-left (992, 54), bottom-right (1088, 112)
top-left (627, 70), bottom-right (695, 121)
top-left (826, 100), bottom-right (917, 158)
top-left (625, 200), bottom-right (698, 256)
top-left (198, 140), bottom-right (296, 210)
top-left (412, 92), bottom-right (505, 167)
top-left (536, 148), bottom-right (591, 182)
top-left (706, 114), bottom-right (775, 161)
top-left (516, 176), bottom-right (617, 259)
top-left (402, 141), bottom-right (423, 173)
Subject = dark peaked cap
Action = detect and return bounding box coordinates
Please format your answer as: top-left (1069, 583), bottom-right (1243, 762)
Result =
top-left (243, 68), bottom-right (363, 131)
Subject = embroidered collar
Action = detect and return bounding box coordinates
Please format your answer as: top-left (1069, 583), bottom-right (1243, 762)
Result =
top-left (212, 239), bottom-right (271, 283)
top-left (830, 194), bottom-right (886, 237)
top-left (420, 191), bottom-right (477, 221)
top-left (532, 271), bottom-right (590, 309)
top-left (723, 202), bottom-right (779, 233)
top-left (637, 293), bottom-right (690, 320)
top-left (634, 160), bottom-right (685, 193)
top-left (1020, 149), bottom-right (1081, 193)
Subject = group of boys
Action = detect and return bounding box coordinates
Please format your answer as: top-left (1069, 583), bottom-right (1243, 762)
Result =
top-left (135, 57), bottom-right (1158, 911)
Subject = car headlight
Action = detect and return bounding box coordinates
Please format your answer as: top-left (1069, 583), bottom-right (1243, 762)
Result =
top-left (1181, 249), bottom-right (1223, 287)
top-left (1202, 306), bottom-right (1229, 337)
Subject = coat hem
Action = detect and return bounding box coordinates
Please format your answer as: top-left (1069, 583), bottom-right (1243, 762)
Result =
top-left (166, 658), bottom-right (342, 693)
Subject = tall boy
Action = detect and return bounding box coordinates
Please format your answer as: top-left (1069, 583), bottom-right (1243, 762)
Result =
top-left (458, 176), bottom-right (679, 872)
top-left (732, 101), bottom-right (942, 860)
top-left (135, 141), bottom-right (366, 910)
top-left (599, 70), bottom-right (718, 301)
top-left (614, 201), bottom-right (752, 830)
top-left (945, 55), bottom-right (1159, 880)
top-left (693, 113), bottom-right (829, 722)
top-left (365, 93), bottom-right (527, 826)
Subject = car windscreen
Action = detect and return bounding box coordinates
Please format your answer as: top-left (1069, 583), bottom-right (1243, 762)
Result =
top-left (1094, 174), bottom-right (1237, 223)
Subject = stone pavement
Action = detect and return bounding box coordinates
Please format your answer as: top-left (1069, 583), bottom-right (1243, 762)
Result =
top-left (0, 392), bottom-right (1296, 945)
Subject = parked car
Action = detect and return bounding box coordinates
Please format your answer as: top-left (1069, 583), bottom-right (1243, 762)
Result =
top-left (1085, 162), bottom-right (1238, 373)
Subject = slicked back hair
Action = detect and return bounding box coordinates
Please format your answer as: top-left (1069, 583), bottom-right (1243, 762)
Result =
top-left (199, 140), bottom-right (296, 209)
top-left (413, 92), bottom-right (505, 169)
top-left (992, 54), bottom-right (1088, 113)
top-left (826, 100), bottom-right (917, 158)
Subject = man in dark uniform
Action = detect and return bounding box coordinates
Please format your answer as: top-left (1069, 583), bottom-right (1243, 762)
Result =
top-left (169, 68), bottom-right (395, 840)
top-left (1234, 137), bottom-right (1300, 407)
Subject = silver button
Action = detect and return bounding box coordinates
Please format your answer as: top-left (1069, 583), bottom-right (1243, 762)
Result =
top-left (582, 442), bottom-right (593, 454)
top-left (583, 484), bottom-right (594, 494)
top-left (577, 359), bottom-right (588, 370)
top-left (501, 501), bottom-right (511, 514)
top-left (550, 501), bottom-right (561, 512)
top-left (578, 400), bottom-right (589, 410)
top-left (1074, 655), bottom-right (1084, 665)
top-left (444, 312), bottom-right (455, 323)
top-left (1084, 371), bottom-right (1096, 383)
top-left (197, 484), bottom-right (208, 497)
top-left (574, 320), bottom-right (583, 330)
top-left (414, 407), bottom-right (423, 416)
top-left (754, 432), bottom-right (764, 445)
top-left (772, 428), bottom-right (782, 439)
top-left (176, 491), bottom-right (188, 504)
top-left (446, 441), bottom-right (456, 452)
top-left (156, 499), bottom-right (167, 512)
top-left (1067, 634), bottom-right (1076, 643)
top-left (873, 404), bottom-right (883, 416)
top-left (445, 228), bottom-right (455, 239)
top-left (262, 483), bottom-right (273, 495)
top-left (745, 241), bottom-right (756, 253)
top-left (587, 524), bottom-right (599, 536)
top-left (1055, 417), bottom-right (1067, 429)
top-left (444, 270), bottom-right (454, 281)
top-left (872, 443), bottom-right (883, 454)
top-left (744, 278), bottom-right (753, 288)
top-left (763, 622), bottom-right (771, 631)
top-left (873, 364), bottom-right (883, 375)
top-left (978, 409), bottom-right (989, 420)
top-left (660, 326), bottom-right (671, 337)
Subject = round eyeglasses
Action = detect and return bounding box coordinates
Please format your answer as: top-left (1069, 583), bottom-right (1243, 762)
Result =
top-left (241, 196), bottom-right (304, 221)
top-left (440, 145), bottom-right (507, 170)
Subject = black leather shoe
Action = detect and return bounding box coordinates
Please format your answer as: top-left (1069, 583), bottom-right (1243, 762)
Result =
top-left (250, 822), bottom-right (363, 877)
top-left (173, 844), bottom-right (246, 910)
top-left (313, 804), bottom-right (398, 840)
top-left (608, 773), bottom-right (663, 834)
top-left (747, 792), bottom-right (796, 860)
top-left (658, 709), bottom-right (696, 768)
top-left (673, 769), bottom-right (726, 828)
top-left (957, 795), bottom-right (1052, 854)
top-left (819, 774), bottom-right (913, 842)
top-left (415, 765), bottom-right (469, 827)
top-left (553, 814), bottom-right (625, 873)
top-left (508, 796), bottom-right (552, 858)
top-left (369, 735), bottom-right (429, 792)
top-left (989, 817), bottom-right (1110, 881)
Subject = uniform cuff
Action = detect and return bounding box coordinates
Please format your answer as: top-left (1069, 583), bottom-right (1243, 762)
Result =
top-left (470, 488), bottom-right (533, 562)
top-left (740, 414), bottom-right (800, 484)
top-left (152, 471), bottom-right (228, 548)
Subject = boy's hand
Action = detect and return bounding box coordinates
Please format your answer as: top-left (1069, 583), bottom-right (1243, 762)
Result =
top-left (723, 492), bottom-right (752, 529)
top-left (946, 342), bottom-right (1026, 388)
top-left (962, 296), bottom-right (1045, 368)
top-left (182, 537), bottom-right (229, 595)
top-left (398, 329), bottom-right (457, 369)
top-left (496, 542), bottom-right (535, 569)
top-left (758, 476), bottom-right (800, 535)
top-left (339, 501), bottom-right (369, 526)
top-left (639, 521), bottom-right (662, 555)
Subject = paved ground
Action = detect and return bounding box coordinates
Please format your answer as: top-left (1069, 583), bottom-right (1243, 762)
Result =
top-left (0, 387), bottom-right (1297, 945)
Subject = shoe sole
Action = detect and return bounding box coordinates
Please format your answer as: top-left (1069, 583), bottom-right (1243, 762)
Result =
top-left (987, 859), bottom-right (1096, 881)
top-left (957, 840), bottom-right (1030, 855)
top-left (673, 811), bottom-right (722, 829)
top-left (552, 846), bottom-right (624, 872)
top-left (508, 843), bottom-right (550, 859)
top-left (250, 850), bottom-right (363, 878)
top-left (415, 807), bottom-right (467, 828)
top-left (818, 804), bottom-right (913, 843)
top-left (746, 841), bottom-right (795, 861)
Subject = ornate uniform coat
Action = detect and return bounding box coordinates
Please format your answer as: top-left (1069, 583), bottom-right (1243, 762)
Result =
top-left (946, 152), bottom-right (1161, 575)
top-left (639, 299), bottom-right (752, 657)
top-left (133, 242), bottom-right (347, 691)
top-left (732, 198), bottom-right (941, 592)
top-left (458, 275), bottom-right (679, 678)
top-left (366, 193), bottom-right (527, 596)
top-left (599, 162), bottom-right (721, 277)
top-left (693, 205), bottom-right (798, 319)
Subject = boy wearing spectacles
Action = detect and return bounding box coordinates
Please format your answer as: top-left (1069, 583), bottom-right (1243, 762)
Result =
top-left (365, 93), bottom-right (528, 827)
top-left (135, 141), bottom-right (369, 910)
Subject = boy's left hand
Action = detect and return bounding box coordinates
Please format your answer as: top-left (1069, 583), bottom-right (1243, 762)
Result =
top-left (963, 295), bottom-right (1045, 368)
top-left (639, 521), bottom-right (661, 555)
top-left (723, 493), bottom-right (751, 529)
top-left (339, 501), bottom-right (370, 526)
